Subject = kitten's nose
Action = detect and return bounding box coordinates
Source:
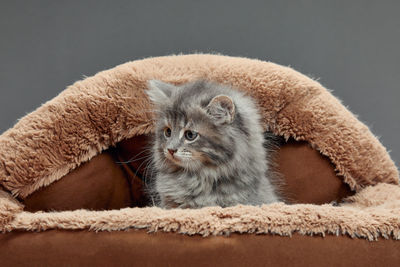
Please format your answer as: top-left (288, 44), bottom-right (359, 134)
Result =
top-left (168, 149), bottom-right (177, 156)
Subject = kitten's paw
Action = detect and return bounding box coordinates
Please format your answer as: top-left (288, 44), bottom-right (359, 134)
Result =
top-left (330, 200), bottom-right (340, 207)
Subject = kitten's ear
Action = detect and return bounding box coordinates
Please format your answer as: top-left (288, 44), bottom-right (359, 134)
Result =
top-left (206, 95), bottom-right (235, 124)
top-left (146, 80), bottom-right (175, 104)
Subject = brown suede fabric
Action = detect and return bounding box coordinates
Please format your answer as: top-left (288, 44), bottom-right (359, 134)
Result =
top-left (1, 54), bottom-right (398, 265)
top-left (23, 151), bottom-right (132, 212)
top-left (116, 135), bottom-right (151, 207)
top-left (3, 136), bottom-right (396, 266)
top-left (276, 140), bottom-right (353, 204)
top-left (22, 135), bottom-right (352, 211)
top-left (1, 230), bottom-right (399, 267)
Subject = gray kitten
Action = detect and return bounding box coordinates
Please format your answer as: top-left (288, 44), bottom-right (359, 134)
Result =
top-left (146, 80), bottom-right (280, 209)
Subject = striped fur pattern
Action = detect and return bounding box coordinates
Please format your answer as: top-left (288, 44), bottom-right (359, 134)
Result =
top-left (146, 80), bottom-right (279, 208)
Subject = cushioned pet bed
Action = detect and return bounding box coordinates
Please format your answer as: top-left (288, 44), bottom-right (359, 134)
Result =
top-left (0, 54), bottom-right (399, 266)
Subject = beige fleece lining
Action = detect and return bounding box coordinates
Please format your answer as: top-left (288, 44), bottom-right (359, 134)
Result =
top-left (0, 54), bottom-right (398, 239)
top-left (0, 183), bottom-right (399, 241)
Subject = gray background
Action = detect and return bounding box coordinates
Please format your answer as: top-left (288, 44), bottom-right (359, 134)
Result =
top-left (1, 0), bottom-right (399, 167)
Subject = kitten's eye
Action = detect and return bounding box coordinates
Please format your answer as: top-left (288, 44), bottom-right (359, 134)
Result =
top-left (164, 127), bottom-right (172, 138)
top-left (184, 130), bottom-right (198, 141)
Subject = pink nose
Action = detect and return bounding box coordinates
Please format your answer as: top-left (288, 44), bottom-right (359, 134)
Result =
top-left (168, 149), bottom-right (177, 156)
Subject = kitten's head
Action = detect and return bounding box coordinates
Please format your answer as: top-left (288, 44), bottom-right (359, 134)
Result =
top-left (147, 80), bottom-right (238, 171)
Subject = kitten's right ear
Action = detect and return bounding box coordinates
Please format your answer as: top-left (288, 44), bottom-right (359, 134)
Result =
top-left (206, 95), bottom-right (236, 124)
top-left (146, 80), bottom-right (175, 104)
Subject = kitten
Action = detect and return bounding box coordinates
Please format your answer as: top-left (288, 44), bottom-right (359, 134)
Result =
top-left (146, 80), bottom-right (280, 209)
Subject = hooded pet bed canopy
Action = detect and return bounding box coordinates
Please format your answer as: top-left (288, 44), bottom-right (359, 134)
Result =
top-left (0, 54), bottom-right (399, 265)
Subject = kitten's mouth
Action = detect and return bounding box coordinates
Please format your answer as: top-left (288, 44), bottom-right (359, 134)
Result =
top-left (166, 154), bottom-right (181, 164)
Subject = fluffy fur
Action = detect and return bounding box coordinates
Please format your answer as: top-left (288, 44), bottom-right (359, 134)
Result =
top-left (0, 54), bottom-right (397, 198)
top-left (146, 80), bottom-right (279, 208)
top-left (0, 54), bottom-right (398, 241)
top-left (2, 184), bottom-right (400, 241)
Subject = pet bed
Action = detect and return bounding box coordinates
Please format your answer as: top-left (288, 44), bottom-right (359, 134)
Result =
top-left (0, 54), bottom-right (399, 266)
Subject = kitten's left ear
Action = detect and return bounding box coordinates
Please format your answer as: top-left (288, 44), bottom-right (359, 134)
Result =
top-left (146, 80), bottom-right (176, 104)
top-left (206, 95), bottom-right (235, 124)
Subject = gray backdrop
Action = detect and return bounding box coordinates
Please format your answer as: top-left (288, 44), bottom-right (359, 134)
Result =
top-left (1, 0), bottom-right (399, 166)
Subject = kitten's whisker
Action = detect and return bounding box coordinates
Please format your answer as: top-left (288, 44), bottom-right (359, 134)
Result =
top-left (142, 158), bottom-right (155, 186)
top-left (116, 148), bottom-right (151, 163)
top-left (133, 157), bottom-right (153, 182)
top-left (129, 155), bottom-right (152, 163)
top-left (115, 149), bottom-right (152, 164)
top-left (115, 155), bottom-right (150, 164)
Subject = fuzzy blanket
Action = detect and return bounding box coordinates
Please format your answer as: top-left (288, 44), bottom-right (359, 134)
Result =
top-left (0, 54), bottom-right (398, 240)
